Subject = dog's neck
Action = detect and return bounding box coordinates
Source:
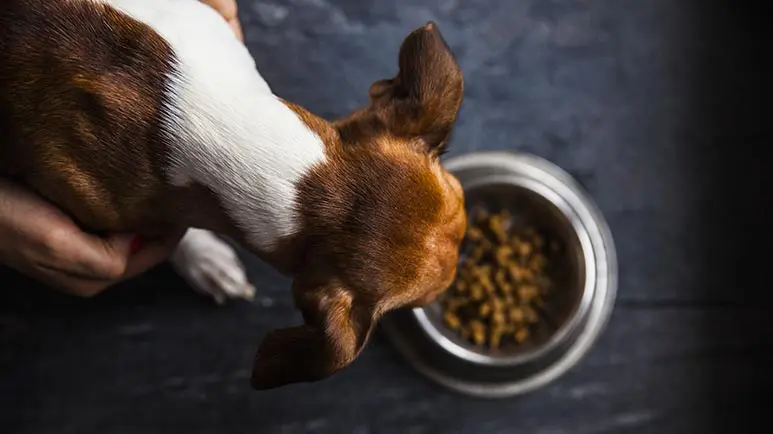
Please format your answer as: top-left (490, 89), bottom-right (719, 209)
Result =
top-left (167, 91), bottom-right (325, 252)
top-left (108, 0), bottom-right (327, 252)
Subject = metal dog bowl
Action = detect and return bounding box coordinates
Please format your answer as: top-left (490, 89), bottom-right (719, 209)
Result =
top-left (380, 151), bottom-right (617, 398)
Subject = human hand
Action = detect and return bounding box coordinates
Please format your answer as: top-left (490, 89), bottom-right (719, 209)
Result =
top-left (0, 179), bottom-right (183, 297)
top-left (201, 0), bottom-right (243, 41)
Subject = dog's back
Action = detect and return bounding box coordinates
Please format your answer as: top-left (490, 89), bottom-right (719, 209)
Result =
top-left (0, 0), bottom-right (175, 228)
top-left (0, 0), bottom-right (172, 172)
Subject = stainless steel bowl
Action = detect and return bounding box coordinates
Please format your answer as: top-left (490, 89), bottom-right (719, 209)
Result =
top-left (380, 151), bottom-right (617, 398)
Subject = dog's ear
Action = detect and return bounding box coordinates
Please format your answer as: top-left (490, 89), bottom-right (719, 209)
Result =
top-left (250, 281), bottom-right (379, 390)
top-left (368, 22), bottom-right (464, 155)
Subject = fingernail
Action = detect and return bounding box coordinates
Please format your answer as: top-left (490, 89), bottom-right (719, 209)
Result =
top-left (130, 236), bottom-right (144, 254)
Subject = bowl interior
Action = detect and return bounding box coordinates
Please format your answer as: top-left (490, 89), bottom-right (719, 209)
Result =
top-left (421, 178), bottom-right (587, 364)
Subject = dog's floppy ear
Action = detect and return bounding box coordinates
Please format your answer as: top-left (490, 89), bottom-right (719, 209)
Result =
top-left (368, 22), bottom-right (464, 154)
top-left (250, 281), bottom-right (379, 390)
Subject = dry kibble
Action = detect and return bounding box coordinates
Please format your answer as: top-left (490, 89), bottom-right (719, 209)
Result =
top-left (467, 226), bottom-right (484, 241)
top-left (508, 264), bottom-right (526, 282)
top-left (444, 312), bottom-right (462, 330)
top-left (509, 307), bottom-right (524, 323)
top-left (523, 306), bottom-right (539, 323)
top-left (489, 326), bottom-right (505, 349)
top-left (472, 330), bottom-right (485, 345)
top-left (494, 269), bottom-right (508, 291)
top-left (480, 274), bottom-right (495, 293)
top-left (455, 281), bottom-right (468, 293)
top-left (492, 311), bottom-right (506, 326)
top-left (514, 328), bottom-right (530, 343)
top-left (470, 320), bottom-right (486, 345)
top-left (489, 215), bottom-right (508, 243)
top-left (439, 205), bottom-right (559, 351)
top-left (470, 284), bottom-right (484, 301)
top-left (444, 296), bottom-right (466, 312)
top-left (530, 254), bottom-right (546, 270)
top-left (474, 209), bottom-right (490, 225)
top-left (517, 284), bottom-right (539, 301)
top-left (479, 302), bottom-right (492, 318)
top-left (495, 245), bottom-right (513, 266)
top-left (516, 242), bottom-right (532, 257)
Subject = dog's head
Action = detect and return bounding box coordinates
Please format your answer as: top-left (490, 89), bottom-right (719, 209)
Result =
top-left (252, 22), bottom-right (465, 389)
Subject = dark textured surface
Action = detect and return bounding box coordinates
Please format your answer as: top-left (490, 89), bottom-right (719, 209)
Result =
top-left (1, 0), bottom-right (770, 433)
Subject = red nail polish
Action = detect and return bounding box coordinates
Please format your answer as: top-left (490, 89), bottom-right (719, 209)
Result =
top-left (130, 236), bottom-right (144, 254)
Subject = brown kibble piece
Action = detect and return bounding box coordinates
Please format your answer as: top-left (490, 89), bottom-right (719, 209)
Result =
top-left (489, 215), bottom-right (508, 243)
top-left (444, 312), bottom-right (461, 330)
top-left (455, 281), bottom-right (468, 293)
top-left (523, 306), bottom-right (539, 323)
top-left (504, 293), bottom-right (516, 306)
top-left (517, 242), bottom-right (532, 257)
top-left (479, 274), bottom-right (495, 293)
top-left (530, 254), bottom-right (546, 270)
top-left (492, 310), bottom-right (505, 326)
top-left (515, 328), bottom-right (530, 343)
top-left (509, 264), bottom-right (532, 283)
top-left (495, 269), bottom-right (509, 291)
top-left (479, 303), bottom-right (492, 318)
top-left (470, 320), bottom-right (486, 346)
top-left (467, 226), bottom-right (484, 241)
top-left (517, 284), bottom-right (539, 302)
top-left (509, 307), bottom-right (524, 323)
top-left (470, 320), bottom-right (485, 333)
top-left (470, 284), bottom-right (484, 301)
top-left (495, 245), bottom-right (513, 266)
top-left (474, 208), bottom-right (490, 224)
top-left (489, 329), bottom-right (503, 349)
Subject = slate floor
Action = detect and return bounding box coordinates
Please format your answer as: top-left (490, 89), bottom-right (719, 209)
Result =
top-left (1, 1), bottom-right (770, 433)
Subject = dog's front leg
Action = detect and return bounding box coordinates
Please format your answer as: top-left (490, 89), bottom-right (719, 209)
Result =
top-left (170, 228), bottom-right (255, 304)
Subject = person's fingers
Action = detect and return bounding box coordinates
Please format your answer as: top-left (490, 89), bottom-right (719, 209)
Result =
top-left (201, 0), bottom-right (238, 21)
top-left (32, 231), bottom-right (183, 298)
top-left (43, 228), bottom-right (133, 281)
top-left (1, 178), bottom-right (184, 297)
top-left (200, 0), bottom-right (242, 40)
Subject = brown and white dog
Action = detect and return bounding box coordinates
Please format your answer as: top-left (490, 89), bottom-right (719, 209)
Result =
top-left (0, 0), bottom-right (466, 389)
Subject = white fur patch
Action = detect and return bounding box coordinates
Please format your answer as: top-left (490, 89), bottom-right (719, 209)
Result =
top-left (102, 0), bottom-right (326, 250)
top-left (171, 228), bottom-right (255, 304)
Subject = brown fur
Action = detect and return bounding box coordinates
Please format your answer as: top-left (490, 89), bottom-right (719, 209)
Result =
top-left (0, 0), bottom-right (178, 234)
top-left (0, 0), bottom-right (466, 390)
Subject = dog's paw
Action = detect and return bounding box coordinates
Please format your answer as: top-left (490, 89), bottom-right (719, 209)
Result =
top-left (171, 228), bottom-right (255, 305)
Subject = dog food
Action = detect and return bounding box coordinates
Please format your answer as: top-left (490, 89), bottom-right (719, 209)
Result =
top-left (440, 207), bottom-right (558, 350)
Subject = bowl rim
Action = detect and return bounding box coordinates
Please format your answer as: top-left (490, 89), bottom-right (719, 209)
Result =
top-left (413, 172), bottom-right (597, 367)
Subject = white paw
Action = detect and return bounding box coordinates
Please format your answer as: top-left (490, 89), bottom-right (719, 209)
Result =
top-left (170, 228), bottom-right (255, 305)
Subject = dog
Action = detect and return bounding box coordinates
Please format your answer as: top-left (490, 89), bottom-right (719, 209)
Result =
top-left (0, 0), bottom-right (466, 389)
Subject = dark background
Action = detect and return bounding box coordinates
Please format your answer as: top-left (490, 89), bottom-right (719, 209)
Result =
top-left (1, 0), bottom-right (770, 433)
